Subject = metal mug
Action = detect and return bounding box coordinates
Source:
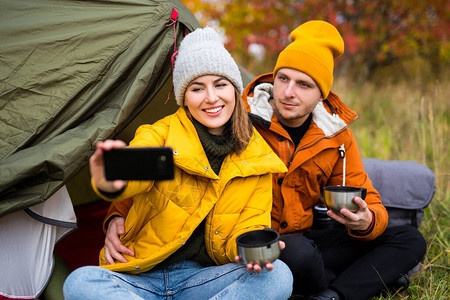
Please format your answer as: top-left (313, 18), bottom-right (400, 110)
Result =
top-left (323, 186), bottom-right (367, 213)
top-left (236, 228), bottom-right (280, 266)
top-left (312, 205), bottom-right (344, 229)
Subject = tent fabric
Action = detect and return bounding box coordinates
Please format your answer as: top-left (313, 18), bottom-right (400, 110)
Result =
top-left (54, 199), bottom-right (111, 271)
top-left (0, 0), bottom-right (201, 216)
top-left (0, 1), bottom-right (202, 298)
top-left (0, 186), bottom-right (76, 299)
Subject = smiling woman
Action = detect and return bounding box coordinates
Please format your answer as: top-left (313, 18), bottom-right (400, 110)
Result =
top-left (185, 75), bottom-right (236, 135)
top-left (62, 27), bottom-right (292, 300)
top-left (172, 27), bottom-right (252, 154)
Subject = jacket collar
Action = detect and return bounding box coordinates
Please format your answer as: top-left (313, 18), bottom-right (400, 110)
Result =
top-left (243, 73), bottom-right (358, 137)
top-left (165, 107), bottom-right (286, 181)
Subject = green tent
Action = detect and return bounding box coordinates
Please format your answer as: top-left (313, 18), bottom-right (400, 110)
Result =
top-left (0, 0), bottom-right (203, 215)
top-left (0, 0), bottom-right (252, 298)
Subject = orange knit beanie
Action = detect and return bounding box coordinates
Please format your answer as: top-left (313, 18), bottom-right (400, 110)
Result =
top-left (273, 20), bottom-right (344, 98)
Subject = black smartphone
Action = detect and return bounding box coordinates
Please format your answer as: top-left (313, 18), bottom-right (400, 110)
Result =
top-left (103, 147), bottom-right (174, 181)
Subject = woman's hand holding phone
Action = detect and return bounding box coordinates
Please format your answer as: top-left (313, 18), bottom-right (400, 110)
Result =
top-left (90, 139), bottom-right (128, 193)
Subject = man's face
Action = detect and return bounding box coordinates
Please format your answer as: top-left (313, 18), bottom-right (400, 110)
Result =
top-left (272, 68), bottom-right (322, 127)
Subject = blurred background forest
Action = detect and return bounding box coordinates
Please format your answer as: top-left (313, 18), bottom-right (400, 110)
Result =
top-left (181, 1), bottom-right (449, 299)
top-left (181, 0), bottom-right (448, 82)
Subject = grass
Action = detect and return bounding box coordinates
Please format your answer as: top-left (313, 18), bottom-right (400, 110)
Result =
top-left (333, 73), bottom-right (449, 299)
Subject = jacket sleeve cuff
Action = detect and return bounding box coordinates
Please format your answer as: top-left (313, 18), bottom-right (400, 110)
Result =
top-left (102, 198), bottom-right (133, 233)
top-left (103, 214), bottom-right (123, 233)
top-left (350, 209), bottom-right (375, 236)
top-left (91, 177), bottom-right (126, 200)
top-left (97, 186), bottom-right (126, 198)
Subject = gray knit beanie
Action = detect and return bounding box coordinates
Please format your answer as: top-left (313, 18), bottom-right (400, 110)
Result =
top-left (173, 27), bottom-right (243, 106)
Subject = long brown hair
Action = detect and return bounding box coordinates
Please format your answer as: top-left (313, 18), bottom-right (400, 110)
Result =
top-left (231, 89), bottom-right (252, 154)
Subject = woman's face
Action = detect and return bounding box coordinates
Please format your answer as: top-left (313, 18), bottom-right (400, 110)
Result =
top-left (184, 75), bottom-right (236, 135)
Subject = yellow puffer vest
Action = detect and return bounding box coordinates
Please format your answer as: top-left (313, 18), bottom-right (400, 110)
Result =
top-left (93, 108), bottom-right (287, 274)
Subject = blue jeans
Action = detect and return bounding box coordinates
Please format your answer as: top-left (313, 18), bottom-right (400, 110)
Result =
top-left (63, 260), bottom-right (293, 299)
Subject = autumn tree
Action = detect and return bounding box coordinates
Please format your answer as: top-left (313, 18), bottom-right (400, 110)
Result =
top-left (181, 0), bottom-right (449, 81)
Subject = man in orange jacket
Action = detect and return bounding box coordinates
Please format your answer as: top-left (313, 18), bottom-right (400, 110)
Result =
top-left (242, 20), bottom-right (426, 299)
top-left (102, 21), bottom-right (427, 300)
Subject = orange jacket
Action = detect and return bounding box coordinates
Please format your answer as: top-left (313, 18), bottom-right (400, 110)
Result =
top-left (243, 73), bottom-right (388, 241)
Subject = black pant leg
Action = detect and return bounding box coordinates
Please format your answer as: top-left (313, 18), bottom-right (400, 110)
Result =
top-left (279, 234), bottom-right (328, 295)
top-left (308, 226), bottom-right (426, 300)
